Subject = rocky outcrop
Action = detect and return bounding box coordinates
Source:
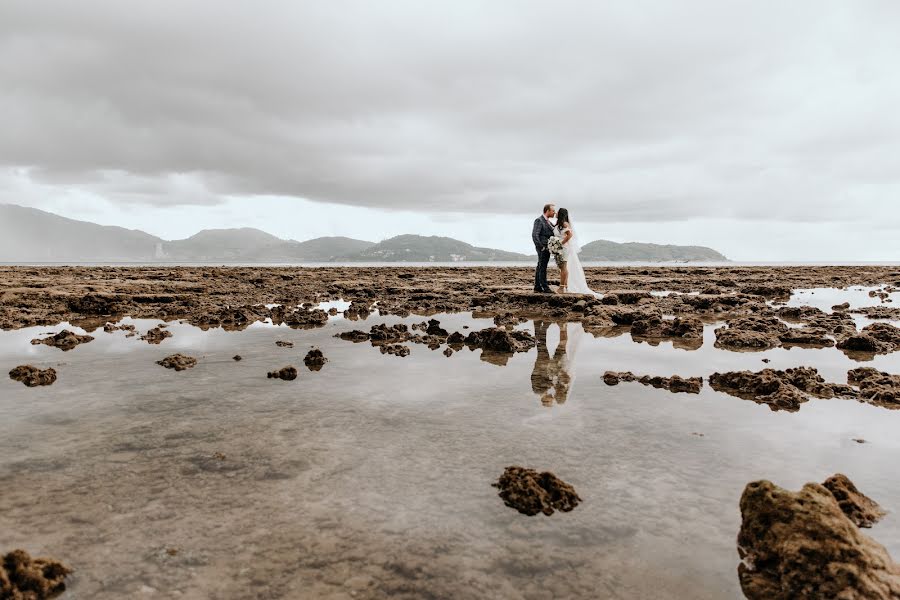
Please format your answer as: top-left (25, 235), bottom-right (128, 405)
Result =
top-left (464, 327), bottom-right (535, 353)
top-left (156, 354), bottom-right (197, 371)
top-left (838, 323), bottom-right (900, 357)
top-left (30, 330), bottom-right (94, 351)
top-left (8, 365), bottom-right (57, 387)
top-left (0, 549), bottom-right (72, 599)
top-left (492, 466), bottom-right (581, 517)
top-left (848, 368), bottom-right (900, 409)
top-left (630, 316), bottom-right (703, 339)
top-left (737, 479), bottom-right (900, 599)
top-left (267, 366), bottom-right (297, 381)
top-left (709, 367), bottom-right (843, 412)
top-left (714, 316), bottom-right (789, 350)
top-left (822, 474), bottom-right (886, 528)
top-left (603, 371), bottom-right (703, 394)
top-left (304, 349), bottom-right (327, 371)
top-left (379, 344), bottom-right (410, 357)
top-left (140, 327), bottom-right (172, 345)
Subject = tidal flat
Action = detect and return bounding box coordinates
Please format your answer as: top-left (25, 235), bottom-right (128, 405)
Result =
top-left (2, 266), bottom-right (900, 598)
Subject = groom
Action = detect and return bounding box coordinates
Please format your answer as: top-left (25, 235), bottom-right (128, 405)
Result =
top-left (532, 203), bottom-right (556, 293)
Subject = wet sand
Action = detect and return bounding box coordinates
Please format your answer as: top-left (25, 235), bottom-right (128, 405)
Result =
top-left (2, 267), bottom-right (900, 598)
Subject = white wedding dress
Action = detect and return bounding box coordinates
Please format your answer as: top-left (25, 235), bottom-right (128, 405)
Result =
top-left (557, 223), bottom-right (599, 296)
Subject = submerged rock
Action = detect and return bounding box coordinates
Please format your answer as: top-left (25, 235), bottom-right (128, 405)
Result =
top-left (465, 327), bottom-right (535, 353)
top-left (140, 327), bottom-right (172, 345)
top-left (493, 466), bottom-right (581, 516)
top-left (822, 473), bottom-right (886, 528)
top-left (0, 549), bottom-right (72, 599)
top-left (156, 354), bottom-right (197, 371)
top-left (603, 371), bottom-right (702, 394)
top-left (737, 479), bottom-right (900, 600)
top-left (275, 340), bottom-right (294, 348)
top-left (232, 355), bottom-right (243, 361)
top-left (30, 329), bottom-right (94, 352)
top-left (267, 366), bottom-right (297, 381)
top-left (8, 365), bottom-right (57, 387)
top-left (303, 348), bottom-right (327, 371)
top-left (709, 367), bottom-right (842, 412)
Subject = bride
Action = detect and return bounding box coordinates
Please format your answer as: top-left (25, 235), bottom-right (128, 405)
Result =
top-left (554, 208), bottom-right (599, 296)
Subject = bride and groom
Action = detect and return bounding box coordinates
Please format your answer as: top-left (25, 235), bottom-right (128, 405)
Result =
top-left (531, 203), bottom-right (596, 295)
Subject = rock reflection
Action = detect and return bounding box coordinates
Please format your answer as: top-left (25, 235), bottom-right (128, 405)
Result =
top-left (531, 321), bottom-right (585, 406)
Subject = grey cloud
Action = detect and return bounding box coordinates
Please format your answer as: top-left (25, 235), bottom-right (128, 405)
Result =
top-left (0, 1), bottom-right (898, 224)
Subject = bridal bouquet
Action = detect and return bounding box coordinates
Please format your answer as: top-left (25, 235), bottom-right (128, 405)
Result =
top-left (547, 237), bottom-right (564, 262)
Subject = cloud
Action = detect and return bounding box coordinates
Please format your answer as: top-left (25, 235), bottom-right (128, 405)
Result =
top-left (0, 1), bottom-right (898, 226)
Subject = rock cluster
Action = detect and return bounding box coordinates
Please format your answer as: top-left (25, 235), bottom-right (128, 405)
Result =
top-left (379, 344), bottom-right (410, 357)
top-left (848, 368), bottom-right (900, 408)
top-left (156, 354), bottom-right (197, 371)
top-left (140, 326), bottom-right (172, 344)
top-left (709, 367), bottom-right (844, 412)
top-left (267, 366), bottom-right (297, 381)
top-left (492, 466), bottom-right (582, 516)
top-left (0, 549), bottom-right (72, 599)
top-left (30, 330), bottom-right (94, 352)
top-left (603, 371), bottom-right (703, 394)
top-left (304, 349), bottom-right (327, 371)
top-left (8, 365), bottom-right (57, 387)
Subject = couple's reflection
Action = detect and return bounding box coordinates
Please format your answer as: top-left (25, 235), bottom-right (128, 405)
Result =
top-left (531, 320), bottom-right (584, 406)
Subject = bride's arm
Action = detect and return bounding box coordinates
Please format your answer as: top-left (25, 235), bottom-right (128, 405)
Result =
top-left (561, 228), bottom-right (573, 245)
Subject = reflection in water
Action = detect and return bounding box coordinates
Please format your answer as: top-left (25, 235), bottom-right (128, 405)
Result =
top-left (531, 321), bottom-right (585, 406)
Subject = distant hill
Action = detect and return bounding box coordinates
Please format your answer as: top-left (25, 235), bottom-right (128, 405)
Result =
top-left (353, 235), bottom-right (530, 262)
top-left (0, 204), bottom-right (728, 263)
top-left (580, 239), bottom-right (727, 262)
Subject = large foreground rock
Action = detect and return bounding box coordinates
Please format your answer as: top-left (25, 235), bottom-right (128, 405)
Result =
top-left (709, 367), bottom-right (842, 412)
top-left (0, 549), bottom-right (72, 599)
top-left (30, 329), bottom-right (94, 352)
top-left (8, 365), bottom-right (57, 387)
top-left (822, 474), bottom-right (886, 528)
top-left (738, 480), bottom-right (900, 599)
top-left (849, 367), bottom-right (900, 409)
top-left (493, 466), bottom-right (581, 517)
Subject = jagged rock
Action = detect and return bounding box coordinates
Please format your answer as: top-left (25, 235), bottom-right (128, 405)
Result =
top-left (0, 548), bottom-right (72, 599)
top-left (343, 300), bottom-right (371, 320)
top-left (740, 284), bottom-right (791, 299)
top-left (446, 331), bottom-right (466, 346)
top-left (709, 367), bottom-right (841, 412)
top-left (603, 371), bottom-right (702, 394)
top-left (275, 340), bottom-right (294, 348)
top-left (337, 330), bottom-right (370, 342)
top-left (715, 316), bottom-right (788, 351)
top-left (267, 366), bottom-right (297, 380)
top-left (778, 327), bottom-right (835, 348)
top-left (304, 349), bottom-right (327, 371)
top-left (30, 330), bottom-right (94, 351)
top-left (737, 479), bottom-right (900, 599)
top-left (103, 322), bottom-right (135, 333)
top-left (281, 307), bottom-right (329, 328)
top-left (443, 347), bottom-right (453, 357)
top-left (66, 292), bottom-right (123, 315)
top-left (379, 344), bottom-right (410, 357)
top-left (156, 354), bottom-right (197, 371)
top-left (9, 365), bottom-right (57, 387)
top-left (492, 466), bottom-right (581, 516)
top-left (630, 316), bottom-right (703, 339)
top-left (852, 306), bottom-right (900, 320)
top-left (605, 290), bottom-right (652, 305)
top-left (425, 319), bottom-right (448, 337)
top-left (465, 327), bottom-right (535, 353)
top-left (140, 327), bottom-right (172, 345)
top-left (369, 323), bottom-right (411, 343)
top-left (832, 302), bottom-right (851, 311)
top-left (848, 368), bottom-right (900, 408)
top-left (822, 474), bottom-right (886, 528)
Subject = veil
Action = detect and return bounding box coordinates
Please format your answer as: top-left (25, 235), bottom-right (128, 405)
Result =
top-left (564, 217), bottom-right (598, 296)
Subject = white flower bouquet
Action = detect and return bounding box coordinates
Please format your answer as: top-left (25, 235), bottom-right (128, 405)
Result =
top-left (548, 236), bottom-right (566, 265)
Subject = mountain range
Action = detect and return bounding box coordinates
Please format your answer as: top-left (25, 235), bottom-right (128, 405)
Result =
top-left (0, 204), bottom-right (728, 263)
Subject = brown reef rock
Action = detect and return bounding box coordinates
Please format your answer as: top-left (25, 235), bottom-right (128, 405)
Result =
top-left (30, 330), bottom-right (94, 352)
top-left (8, 365), bottom-right (57, 387)
top-left (603, 371), bottom-right (703, 394)
top-left (0, 549), bottom-right (72, 599)
top-left (848, 368), bottom-right (900, 409)
top-left (140, 327), bottom-right (172, 345)
top-left (275, 340), bottom-right (294, 348)
top-left (709, 367), bottom-right (843, 412)
top-left (737, 479), bottom-right (900, 600)
top-left (379, 344), bottom-right (410, 357)
top-left (304, 349), bottom-right (328, 371)
top-left (267, 366), bottom-right (298, 381)
top-left (822, 474), bottom-right (886, 528)
top-left (156, 354), bottom-right (197, 371)
top-left (465, 327), bottom-right (535, 353)
top-left (493, 466), bottom-right (582, 516)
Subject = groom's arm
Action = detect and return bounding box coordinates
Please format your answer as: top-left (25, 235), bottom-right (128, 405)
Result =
top-left (531, 218), bottom-right (542, 250)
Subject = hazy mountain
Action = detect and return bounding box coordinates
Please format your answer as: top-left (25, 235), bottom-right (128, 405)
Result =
top-left (0, 203), bottom-right (162, 261)
top-left (0, 204), bottom-right (728, 263)
top-left (353, 235), bottom-right (530, 262)
top-left (580, 239), bottom-right (727, 262)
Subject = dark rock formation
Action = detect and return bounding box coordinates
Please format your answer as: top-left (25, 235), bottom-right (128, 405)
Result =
top-left (267, 366), bottom-right (297, 381)
top-left (304, 349), bottom-right (327, 371)
top-left (464, 327), bottom-right (535, 353)
top-left (709, 367), bottom-right (842, 412)
top-left (822, 474), bottom-right (886, 528)
top-left (30, 330), bottom-right (94, 351)
top-left (379, 344), bottom-right (410, 357)
top-left (630, 316), bottom-right (703, 339)
top-left (275, 340), bottom-right (294, 348)
top-left (603, 371), bottom-right (702, 394)
top-left (714, 316), bottom-right (789, 351)
top-left (737, 479), bottom-right (900, 599)
top-left (232, 355), bottom-right (242, 361)
top-left (492, 466), bottom-right (581, 516)
top-left (337, 329), bottom-right (370, 342)
top-left (140, 327), bottom-right (172, 345)
top-left (0, 549), bottom-right (72, 599)
top-left (9, 365), bottom-right (57, 387)
top-left (848, 368), bottom-right (900, 409)
top-left (156, 354), bottom-right (197, 371)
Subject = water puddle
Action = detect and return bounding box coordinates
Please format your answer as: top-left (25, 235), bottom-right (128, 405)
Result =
top-left (1, 287), bottom-right (899, 598)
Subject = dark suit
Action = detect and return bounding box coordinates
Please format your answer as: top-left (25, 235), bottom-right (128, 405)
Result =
top-left (532, 216), bottom-right (554, 292)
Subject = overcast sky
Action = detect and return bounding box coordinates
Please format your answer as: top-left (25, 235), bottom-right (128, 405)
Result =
top-left (1, 1), bottom-right (898, 260)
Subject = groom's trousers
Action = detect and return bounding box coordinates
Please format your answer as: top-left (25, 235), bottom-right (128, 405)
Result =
top-left (534, 248), bottom-right (551, 292)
